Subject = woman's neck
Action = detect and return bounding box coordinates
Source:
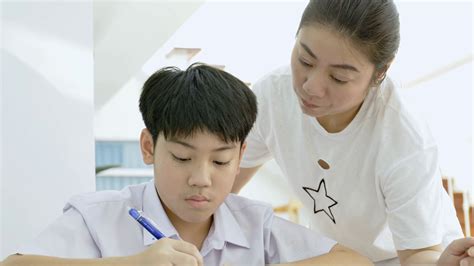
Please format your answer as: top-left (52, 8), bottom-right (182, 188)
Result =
top-left (317, 102), bottom-right (363, 133)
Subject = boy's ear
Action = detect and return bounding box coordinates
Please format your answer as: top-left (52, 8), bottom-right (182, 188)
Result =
top-left (140, 128), bottom-right (155, 165)
top-left (239, 142), bottom-right (247, 161)
top-left (236, 142), bottom-right (247, 175)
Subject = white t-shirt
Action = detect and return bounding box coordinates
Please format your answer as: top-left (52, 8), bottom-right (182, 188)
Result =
top-left (241, 66), bottom-right (463, 262)
top-left (20, 181), bottom-right (336, 265)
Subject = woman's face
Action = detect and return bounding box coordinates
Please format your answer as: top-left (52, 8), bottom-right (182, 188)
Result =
top-left (291, 24), bottom-right (376, 127)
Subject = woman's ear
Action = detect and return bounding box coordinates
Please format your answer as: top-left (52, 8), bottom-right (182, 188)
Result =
top-left (140, 128), bottom-right (155, 165)
top-left (373, 60), bottom-right (393, 85)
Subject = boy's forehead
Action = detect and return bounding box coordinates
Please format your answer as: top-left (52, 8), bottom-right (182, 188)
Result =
top-left (162, 131), bottom-right (240, 146)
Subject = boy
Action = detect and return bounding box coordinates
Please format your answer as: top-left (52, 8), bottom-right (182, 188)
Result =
top-left (2, 63), bottom-right (372, 265)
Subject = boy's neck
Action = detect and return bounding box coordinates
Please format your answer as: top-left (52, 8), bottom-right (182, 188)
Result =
top-left (172, 215), bottom-right (213, 250)
top-left (161, 200), bottom-right (213, 250)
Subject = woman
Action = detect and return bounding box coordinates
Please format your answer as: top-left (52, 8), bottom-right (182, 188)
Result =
top-left (232, 0), bottom-right (472, 265)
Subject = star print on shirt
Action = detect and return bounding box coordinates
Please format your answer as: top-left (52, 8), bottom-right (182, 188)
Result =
top-left (303, 179), bottom-right (338, 224)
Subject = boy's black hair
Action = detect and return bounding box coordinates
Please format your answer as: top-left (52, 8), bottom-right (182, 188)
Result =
top-left (139, 63), bottom-right (257, 146)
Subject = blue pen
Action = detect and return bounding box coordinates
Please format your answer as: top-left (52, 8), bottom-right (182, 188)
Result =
top-left (128, 207), bottom-right (166, 240)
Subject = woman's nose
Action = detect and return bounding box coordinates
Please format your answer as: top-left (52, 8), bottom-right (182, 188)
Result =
top-left (302, 72), bottom-right (326, 98)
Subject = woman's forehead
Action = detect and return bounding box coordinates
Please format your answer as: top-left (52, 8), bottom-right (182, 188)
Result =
top-left (297, 25), bottom-right (374, 71)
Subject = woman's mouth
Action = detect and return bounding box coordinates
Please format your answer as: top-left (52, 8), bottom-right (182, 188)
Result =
top-left (301, 98), bottom-right (320, 109)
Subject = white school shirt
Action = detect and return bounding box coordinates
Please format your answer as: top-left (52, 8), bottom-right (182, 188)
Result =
top-left (20, 181), bottom-right (336, 265)
top-left (240, 66), bottom-right (463, 262)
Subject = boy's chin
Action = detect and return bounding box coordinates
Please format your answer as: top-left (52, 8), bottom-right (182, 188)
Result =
top-left (179, 212), bottom-right (214, 224)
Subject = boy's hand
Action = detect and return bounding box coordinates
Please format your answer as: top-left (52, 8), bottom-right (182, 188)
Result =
top-left (132, 238), bottom-right (203, 266)
top-left (437, 237), bottom-right (474, 266)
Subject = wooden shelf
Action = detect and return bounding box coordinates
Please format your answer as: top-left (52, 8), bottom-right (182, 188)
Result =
top-left (443, 177), bottom-right (473, 236)
top-left (210, 64), bottom-right (225, 70)
top-left (165, 47), bottom-right (201, 61)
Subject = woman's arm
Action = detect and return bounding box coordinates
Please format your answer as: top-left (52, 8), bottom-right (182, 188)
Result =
top-left (231, 165), bottom-right (262, 193)
top-left (397, 245), bottom-right (442, 265)
top-left (399, 237), bottom-right (474, 266)
top-left (273, 244), bottom-right (373, 266)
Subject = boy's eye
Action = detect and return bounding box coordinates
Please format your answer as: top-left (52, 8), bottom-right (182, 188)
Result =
top-left (214, 161), bottom-right (230, 166)
top-left (171, 154), bottom-right (190, 162)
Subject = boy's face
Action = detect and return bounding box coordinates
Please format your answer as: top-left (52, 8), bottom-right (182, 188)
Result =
top-left (140, 129), bottom-right (245, 226)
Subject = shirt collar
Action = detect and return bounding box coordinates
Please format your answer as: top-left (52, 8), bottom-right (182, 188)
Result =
top-left (200, 196), bottom-right (250, 256)
top-left (141, 181), bottom-right (250, 251)
top-left (142, 181), bottom-right (180, 246)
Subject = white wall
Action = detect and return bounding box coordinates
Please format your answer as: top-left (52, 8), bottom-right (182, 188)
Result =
top-left (1, 2), bottom-right (95, 260)
top-left (94, 1), bottom-right (307, 140)
top-left (0, 0), bottom-right (4, 255)
top-left (94, 1), bottom-right (204, 111)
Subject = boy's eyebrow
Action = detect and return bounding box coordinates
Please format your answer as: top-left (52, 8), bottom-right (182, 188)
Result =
top-left (169, 139), bottom-right (236, 151)
top-left (299, 41), bottom-right (360, 73)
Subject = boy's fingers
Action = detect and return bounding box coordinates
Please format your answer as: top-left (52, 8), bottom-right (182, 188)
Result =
top-left (468, 246), bottom-right (474, 257)
top-left (460, 257), bottom-right (474, 266)
top-left (172, 240), bottom-right (204, 266)
top-left (169, 252), bottom-right (201, 266)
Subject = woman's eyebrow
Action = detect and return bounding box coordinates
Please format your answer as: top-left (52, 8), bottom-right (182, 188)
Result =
top-left (300, 41), bottom-right (360, 73)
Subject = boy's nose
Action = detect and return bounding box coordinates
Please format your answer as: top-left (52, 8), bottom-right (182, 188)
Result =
top-left (188, 164), bottom-right (212, 187)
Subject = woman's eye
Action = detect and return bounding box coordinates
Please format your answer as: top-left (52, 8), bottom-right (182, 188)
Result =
top-left (172, 154), bottom-right (190, 162)
top-left (331, 76), bottom-right (348, 84)
top-left (214, 161), bottom-right (230, 166)
top-left (299, 58), bottom-right (312, 67)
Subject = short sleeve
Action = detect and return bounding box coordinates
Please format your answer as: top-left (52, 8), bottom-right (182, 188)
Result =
top-left (240, 80), bottom-right (273, 168)
top-left (18, 207), bottom-right (100, 258)
top-left (264, 215), bottom-right (336, 264)
top-left (382, 145), bottom-right (460, 250)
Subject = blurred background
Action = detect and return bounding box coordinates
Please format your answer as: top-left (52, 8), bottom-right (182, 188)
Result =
top-left (1, 0), bottom-right (472, 260)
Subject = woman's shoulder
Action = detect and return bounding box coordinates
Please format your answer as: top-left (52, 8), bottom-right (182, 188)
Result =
top-left (259, 65), bottom-right (292, 82)
top-left (253, 65), bottom-right (292, 92)
top-left (373, 77), bottom-right (436, 149)
top-left (252, 65), bottom-right (296, 107)
top-left (374, 78), bottom-right (404, 111)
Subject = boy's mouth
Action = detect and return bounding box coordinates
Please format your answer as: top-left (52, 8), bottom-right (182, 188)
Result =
top-left (185, 195), bottom-right (210, 208)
